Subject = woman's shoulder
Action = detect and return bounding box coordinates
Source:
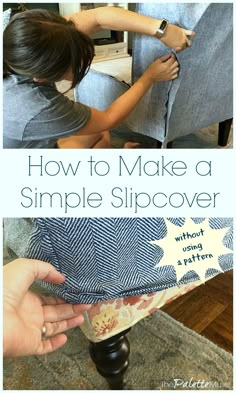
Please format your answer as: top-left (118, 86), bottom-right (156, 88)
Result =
top-left (4, 73), bottom-right (34, 87)
top-left (4, 74), bottom-right (56, 94)
top-left (4, 74), bottom-right (62, 110)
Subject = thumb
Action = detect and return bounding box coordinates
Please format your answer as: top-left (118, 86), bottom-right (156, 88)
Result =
top-left (3, 259), bottom-right (65, 300)
top-left (183, 29), bottom-right (196, 37)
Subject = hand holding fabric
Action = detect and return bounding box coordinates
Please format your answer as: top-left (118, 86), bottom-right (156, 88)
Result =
top-left (3, 258), bottom-right (91, 357)
top-left (159, 24), bottom-right (195, 52)
top-left (145, 53), bottom-right (179, 82)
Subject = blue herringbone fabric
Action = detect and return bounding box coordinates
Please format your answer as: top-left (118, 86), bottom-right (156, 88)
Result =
top-left (24, 217), bottom-right (233, 303)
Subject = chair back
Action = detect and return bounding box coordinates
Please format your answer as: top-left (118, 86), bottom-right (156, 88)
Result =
top-left (127, 3), bottom-right (233, 144)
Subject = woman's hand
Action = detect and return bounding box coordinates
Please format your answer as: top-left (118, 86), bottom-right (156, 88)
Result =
top-left (159, 24), bottom-right (195, 52)
top-left (145, 53), bottom-right (179, 83)
top-left (3, 258), bottom-right (91, 357)
top-left (75, 52), bottom-right (179, 135)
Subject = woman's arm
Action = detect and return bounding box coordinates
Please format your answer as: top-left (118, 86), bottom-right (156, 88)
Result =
top-left (66, 7), bottom-right (164, 35)
top-left (65, 6), bottom-right (195, 51)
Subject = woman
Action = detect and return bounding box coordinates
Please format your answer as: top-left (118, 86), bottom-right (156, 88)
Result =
top-left (3, 6), bottom-right (194, 149)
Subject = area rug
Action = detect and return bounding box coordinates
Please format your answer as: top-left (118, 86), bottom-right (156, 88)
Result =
top-left (3, 310), bottom-right (233, 390)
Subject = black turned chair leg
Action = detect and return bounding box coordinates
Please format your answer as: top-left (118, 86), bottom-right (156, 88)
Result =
top-left (89, 328), bottom-right (131, 390)
top-left (218, 118), bottom-right (233, 146)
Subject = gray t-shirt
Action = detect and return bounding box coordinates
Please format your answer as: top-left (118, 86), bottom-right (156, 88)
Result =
top-left (3, 74), bottom-right (91, 148)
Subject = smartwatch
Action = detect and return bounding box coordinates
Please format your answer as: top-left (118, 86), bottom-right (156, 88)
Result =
top-left (154, 19), bottom-right (169, 38)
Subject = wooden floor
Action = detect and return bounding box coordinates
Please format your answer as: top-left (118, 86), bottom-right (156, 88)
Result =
top-left (162, 270), bottom-right (233, 353)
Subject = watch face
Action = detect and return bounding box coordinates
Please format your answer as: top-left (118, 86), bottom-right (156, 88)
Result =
top-left (160, 20), bottom-right (168, 32)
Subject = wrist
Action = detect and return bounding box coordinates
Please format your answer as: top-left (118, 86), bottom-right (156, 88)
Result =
top-left (148, 18), bottom-right (162, 36)
top-left (141, 70), bottom-right (154, 86)
top-left (153, 19), bottom-right (169, 39)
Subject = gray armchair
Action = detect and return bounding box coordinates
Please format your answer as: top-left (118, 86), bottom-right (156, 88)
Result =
top-left (74, 3), bottom-right (233, 148)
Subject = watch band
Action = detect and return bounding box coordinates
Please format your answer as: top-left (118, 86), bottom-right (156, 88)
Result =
top-left (155, 19), bottom-right (169, 38)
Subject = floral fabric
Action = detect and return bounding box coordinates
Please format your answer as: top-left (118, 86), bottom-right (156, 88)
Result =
top-left (80, 279), bottom-right (202, 342)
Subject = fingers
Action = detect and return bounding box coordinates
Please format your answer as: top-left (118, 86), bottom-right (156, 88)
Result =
top-left (159, 53), bottom-right (172, 62)
top-left (164, 54), bottom-right (177, 65)
top-left (175, 47), bottom-right (182, 53)
top-left (40, 295), bottom-right (67, 306)
top-left (176, 42), bottom-right (188, 52)
top-left (38, 333), bottom-right (68, 355)
top-left (177, 29), bottom-right (195, 51)
top-left (3, 259), bottom-right (65, 302)
top-left (183, 29), bottom-right (195, 48)
top-left (42, 268), bottom-right (66, 285)
top-left (186, 37), bottom-right (192, 47)
top-left (171, 69), bottom-right (179, 76)
top-left (37, 306), bottom-right (91, 354)
top-left (183, 29), bottom-right (196, 37)
top-left (170, 66), bottom-right (179, 79)
top-left (168, 61), bottom-right (179, 80)
top-left (44, 314), bottom-right (85, 338)
top-left (169, 60), bottom-right (179, 71)
top-left (43, 302), bottom-right (92, 323)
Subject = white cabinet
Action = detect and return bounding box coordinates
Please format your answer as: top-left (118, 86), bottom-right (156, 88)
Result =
top-left (93, 42), bottom-right (129, 62)
top-left (59, 3), bottom-right (130, 62)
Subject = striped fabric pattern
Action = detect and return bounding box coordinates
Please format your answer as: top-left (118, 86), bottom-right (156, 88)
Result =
top-left (26, 218), bottom-right (233, 303)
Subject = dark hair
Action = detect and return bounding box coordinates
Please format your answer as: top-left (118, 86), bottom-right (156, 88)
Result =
top-left (3, 9), bottom-right (94, 88)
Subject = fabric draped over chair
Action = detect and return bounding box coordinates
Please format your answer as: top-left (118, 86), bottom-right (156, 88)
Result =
top-left (75, 3), bottom-right (233, 147)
